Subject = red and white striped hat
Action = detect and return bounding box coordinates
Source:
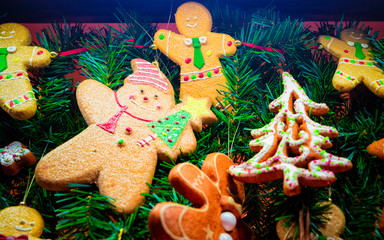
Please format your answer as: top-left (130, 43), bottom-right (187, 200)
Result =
top-left (126, 59), bottom-right (169, 91)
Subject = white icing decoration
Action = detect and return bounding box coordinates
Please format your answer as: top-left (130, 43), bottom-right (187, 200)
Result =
top-left (222, 35), bottom-right (226, 55)
top-left (326, 37), bottom-right (334, 52)
top-left (220, 212), bottom-right (237, 231)
top-left (0, 141), bottom-right (29, 166)
top-left (187, 23), bottom-right (197, 28)
top-left (166, 31), bottom-right (171, 57)
top-left (361, 43), bottom-right (369, 48)
top-left (199, 36), bottom-right (207, 44)
top-left (15, 224), bottom-right (32, 231)
top-left (180, 66), bottom-right (222, 75)
top-left (7, 46), bottom-right (17, 53)
top-left (130, 99), bottom-right (156, 111)
top-left (347, 41), bottom-right (354, 47)
top-left (29, 46), bottom-right (37, 66)
top-left (219, 233), bottom-right (233, 240)
top-left (0, 35), bottom-right (13, 39)
top-left (184, 38), bottom-right (193, 46)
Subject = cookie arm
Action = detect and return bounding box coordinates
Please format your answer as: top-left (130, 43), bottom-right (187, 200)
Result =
top-left (317, 36), bottom-right (346, 58)
top-left (20, 46), bottom-right (51, 69)
top-left (209, 32), bottom-right (237, 57)
top-left (154, 29), bottom-right (185, 65)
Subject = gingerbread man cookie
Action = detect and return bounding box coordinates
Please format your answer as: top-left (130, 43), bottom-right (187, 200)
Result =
top-left (0, 141), bottom-right (37, 176)
top-left (318, 28), bottom-right (384, 98)
top-left (153, 1), bottom-right (237, 110)
top-left (0, 205), bottom-right (45, 240)
top-left (35, 58), bottom-right (217, 214)
top-left (148, 152), bottom-right (255, 240)
top-left (0, 23), bottom-right (51, 120)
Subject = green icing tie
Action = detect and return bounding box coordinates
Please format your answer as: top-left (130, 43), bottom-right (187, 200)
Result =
top-left (148, 110), bottom-right (191, 149)
top-left (192, 38), bottom-right (205, 69)
top-left (0, 48), bottom-right (8, 73)
top-left (354, 42), bottom-right (366, 60)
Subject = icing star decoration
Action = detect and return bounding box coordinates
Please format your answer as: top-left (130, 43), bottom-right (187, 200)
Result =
top-left (181, 96), bottom-right (217, 131)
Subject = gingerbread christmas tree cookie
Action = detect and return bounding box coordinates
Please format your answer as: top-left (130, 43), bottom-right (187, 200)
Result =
top-left (153, 1), bottom-right (237, 110)
top-left (0, 23), bottom-right (51, 120)
top-left (228, 72), bottom-right (352, 196)
top-left (35, 58), bottom-right (217, 214)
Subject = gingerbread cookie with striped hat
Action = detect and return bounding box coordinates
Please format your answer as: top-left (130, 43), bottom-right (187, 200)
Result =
top-left (318, 28), bottom-right (384, 98)
top-left (0, 23), bottom-right (51, 120)
top-left (153, 1), bottom-right (237, 110)
top-left (35, 58), bottom-right (217, 214)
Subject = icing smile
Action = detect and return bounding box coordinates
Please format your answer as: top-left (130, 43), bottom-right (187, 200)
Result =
top-left (350, 35), bottom-right (362, 40)
top-left (187, 23), bottom-right (197, 28)
top-left (15, 226), bottom-right (32, 231)
top-left (0, 35), bottom-right (13, 39)
top-left (130, 99), bottom-right (156, 111)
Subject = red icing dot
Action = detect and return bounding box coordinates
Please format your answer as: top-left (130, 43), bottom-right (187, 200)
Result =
top-left (344, 49), bottom-right (349, 53)
top-left (167, 139), bottom-right (172, 142)
top-left (344, 59), bottom-right (349, 62)
top-left (180, 116), bottom-right (185, 119)
top-left (184, 75), bottom-right (189, 81)
top-left (37, 51), bottom-right (43, 55)
top-left (0, 76), bottom-right (3, 80)
top-left (151, 125), bottom-right (155, 128)
top-left (175, 121), bottom-right (179, 124)
top-left (199, 72), bottom-right (204, 78)
top-left (227, 41), bottom-right (233, 46)
top-left (214, 68), bottom-right (220, 74)
top-left (157, 120), bottom-right (162, 123)
top-left (165, 117), bottom-right (169, 120)
top-left (17, 72), bottom-right (22, 76)
top-left (185, 58), bottom-right (192, 64)
top-left (359, 61), bottom-right (364, 65)
top-left (166, 128), bottom-right (170, 131)
top-left (126, 127), bottom-right (132, 133)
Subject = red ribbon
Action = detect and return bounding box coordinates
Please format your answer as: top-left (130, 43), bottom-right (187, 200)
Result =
top-left (58, 39), bottom-right (145, 57)
top-left (0, 234), bottom-right (29, 240)
top-left (242, 42), bottom-right (285, 54)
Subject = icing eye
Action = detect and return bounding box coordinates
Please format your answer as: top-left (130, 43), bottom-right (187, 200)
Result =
top-left (220, 212), bottom-right (237, 232)
top-left (1, 31), bottom-right (5, 34)
top-left (30, 222), bottom-right (35, 226)
top-left (20, 220), bottom-right (27, 225)
top-left (140, 89), bottom-right (144, 94)
top-left (154, 94), bottom-right (158, 99)
top-left (194, 16), bottom-right (197, 20)
top-left (186, 17), bottom-right (190, 21)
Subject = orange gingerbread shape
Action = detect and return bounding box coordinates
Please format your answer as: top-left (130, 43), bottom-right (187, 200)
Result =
top-left (148, 152), bottom-right (255, 240)
top-left (318, 28), bottom-right (384, 98)
top-left (154, 1), bottom-right (237, 110)
top-left (0, 23), bottom-right (51, 120)
top-left (35, 58), bottom-right (217, 214)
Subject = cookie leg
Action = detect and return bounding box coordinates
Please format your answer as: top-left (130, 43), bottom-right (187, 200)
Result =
top-left (332, 65), bottom-right (361, 92)
top-left (362, 66), bottom-right (384, 98)
top-left (97, 152), bottom-right (158, 214)
top-left (0, 76), bottom-right (36, 120)
top-left (35, 125), bottom-right (105, 191)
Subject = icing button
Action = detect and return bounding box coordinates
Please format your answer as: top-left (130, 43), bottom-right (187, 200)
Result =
top-left (126, 127), bottom-right (132, 134)
top-left (227, 41), bottom-right (233, 46)
top-left (7, 46), bottom-right (16, 53)
top-left (219, 233), bottom-right (233, 240)
top-left (191, 74), bottom-right (196, 80)
top-left (214, 68), bottom-right (220, 74)
top-left (184, 75), bottom-right (189, 81)
top-left (117, 139), bottom-right (124, 145)
top-left (159, 34), bottom-right (165, 40)
top-left (37, 51), bottom-right (43, 55)
top-left (199, 72), bottom-right (204, 78)
top-left (344, 50), bottom-right (349, 53)
top-left (220, 212), bottom-right (237, 231)
top-left (185, 58), bottom-right (192, 64)
top-left (206, 50), bottom-right (212, 56)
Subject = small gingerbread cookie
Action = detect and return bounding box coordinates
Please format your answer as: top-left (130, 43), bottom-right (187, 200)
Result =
top-left (148, 152), bottom-right (255, 240)
top-left (0, 23), bottom-right (51, 120)
top-left (318, 28), bottom-right (384, 98)
top-left (0, 205), bottom-right (45, 240)
top-left (35, 59), bottom-right (217, 214)
top-left (153, 1), bottom-right (237, 110)
top-left (0, 141), bottom-right (37, 176)
top-left (228, 72), bottom-right (352, 196)
top-left (276, 202), bottom-right (345, 240)
top-left (367, 138), bottom-right (384, 160)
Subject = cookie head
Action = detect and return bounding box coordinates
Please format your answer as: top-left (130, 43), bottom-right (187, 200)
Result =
top-left (0, 205), bottom-right (44, 237)
top-left (0, 23), bottom-right (31, 47)
top-left (340, 28), bottom-right (369, 45)
top-left (175, 1), bottom-right (212, 37)
top-left (122, 59), bottom-right (175, 115)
